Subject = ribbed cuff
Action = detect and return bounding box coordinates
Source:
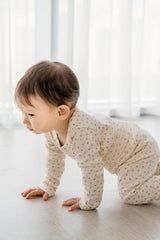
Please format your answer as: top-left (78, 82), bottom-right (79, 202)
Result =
top-left (38, 183), bottom-right (55, 197)
top-left (79, 198), bottom-right (98, 210)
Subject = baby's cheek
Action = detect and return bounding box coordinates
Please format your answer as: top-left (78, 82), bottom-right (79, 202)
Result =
top-left (31, 121), bottom-right (40, 130)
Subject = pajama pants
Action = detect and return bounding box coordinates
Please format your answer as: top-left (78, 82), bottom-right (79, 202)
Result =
top-left (118, 132), bottom-right (160, 204)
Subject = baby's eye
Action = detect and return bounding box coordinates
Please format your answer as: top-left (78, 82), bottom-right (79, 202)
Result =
top-left (28, 113), bottom-right (35, 117)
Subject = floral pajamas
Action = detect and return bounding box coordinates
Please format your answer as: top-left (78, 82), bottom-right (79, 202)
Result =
top-left (118, 138), bottom-right (160, 204)
top-left (39, 108), bottom-right (160, 210)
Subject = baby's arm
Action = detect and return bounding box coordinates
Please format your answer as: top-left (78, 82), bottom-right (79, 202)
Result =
top-left (38, 133), bottom-right (66, 196)
top-left (63, 152), bottom-right (104, 211)
top-left (63, 128), bottom-right (104, 211)
top-left (22, 132), bottom-right (66, 200)
top-left (78, 154), bottom-right (104, 210)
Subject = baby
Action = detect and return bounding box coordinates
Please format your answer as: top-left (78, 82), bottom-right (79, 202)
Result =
top-left (15, 61), bottom-right (160, 211)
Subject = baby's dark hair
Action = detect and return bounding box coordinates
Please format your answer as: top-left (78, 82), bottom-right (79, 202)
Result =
top-left (15, 61), bottom-right (80, 109)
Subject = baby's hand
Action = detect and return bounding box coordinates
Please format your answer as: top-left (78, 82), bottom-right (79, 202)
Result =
top-left (62, 198), bottom-right (80, 211)
top-left (21, 187), bottom-right (49, 201)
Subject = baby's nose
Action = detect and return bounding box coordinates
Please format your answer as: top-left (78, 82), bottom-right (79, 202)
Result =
top-left (22, 115), bottom-right (30, 125)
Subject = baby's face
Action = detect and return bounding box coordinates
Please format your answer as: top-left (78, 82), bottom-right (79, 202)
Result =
top-left (17, 95), bottom-right (61, 134)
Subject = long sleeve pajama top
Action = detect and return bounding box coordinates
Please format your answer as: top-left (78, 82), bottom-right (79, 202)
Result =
top-left (39, 107), bottom-right (157, 210)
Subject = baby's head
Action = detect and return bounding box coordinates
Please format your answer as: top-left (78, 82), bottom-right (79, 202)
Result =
top-left (15, 61), bottom-right (79, 109)
top-left (15, 61), bottom-right (80, 134)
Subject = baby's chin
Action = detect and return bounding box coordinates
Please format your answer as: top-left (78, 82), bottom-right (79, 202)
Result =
top-left (29, 128), bottom-right (49, 135)
top-left (33, 129), bottom-right (49, 135)
top-left (32, 130), bottom-right (41, 135)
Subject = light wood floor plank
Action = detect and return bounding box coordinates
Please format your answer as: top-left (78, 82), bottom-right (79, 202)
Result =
top-left (0, 116), bottom-right (160, 240)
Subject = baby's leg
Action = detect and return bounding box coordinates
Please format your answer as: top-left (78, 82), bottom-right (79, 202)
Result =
top-left (118, 141), bottom-right (160, 204)
top-left (119, 174), bottom-right (160, 204)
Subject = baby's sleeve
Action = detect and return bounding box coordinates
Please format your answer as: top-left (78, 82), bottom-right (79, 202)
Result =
top-left (38, 132), bottom-right (66, 197)
top-left (71, 128), bottom-right (104, 210)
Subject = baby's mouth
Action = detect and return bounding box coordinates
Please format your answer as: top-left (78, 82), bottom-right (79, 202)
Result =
top-left (27, 126), bottom-right (33, 131)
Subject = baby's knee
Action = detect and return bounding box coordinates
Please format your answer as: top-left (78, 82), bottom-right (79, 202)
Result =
top-left (119, 192), bottom-right (139, 205)
top-left (118, 187), bottom-right (135, 204)
top-left (118, 186), bottom-right (151, 205)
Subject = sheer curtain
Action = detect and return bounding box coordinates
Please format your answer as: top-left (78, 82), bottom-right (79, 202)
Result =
top-left (54, 0), bottom-right (160, 117)
top-left (0, 0), bottom-right (160, 127)
top-left (0, 0), bottom-right (51, 127)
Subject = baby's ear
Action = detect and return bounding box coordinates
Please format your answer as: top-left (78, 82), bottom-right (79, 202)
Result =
top-left (58, 105), bottom-right (70, 120)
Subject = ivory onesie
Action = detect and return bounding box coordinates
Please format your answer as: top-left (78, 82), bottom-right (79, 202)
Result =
top-left (39, 108), bottom-right (160, 210)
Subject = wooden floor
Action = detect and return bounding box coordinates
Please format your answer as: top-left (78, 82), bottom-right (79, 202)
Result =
top-left (1, 115), bottom-right (160, 240)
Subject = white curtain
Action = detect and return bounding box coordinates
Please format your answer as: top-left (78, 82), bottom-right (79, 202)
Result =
top-left (0, 0), bottom-right (51, 127)
top-left (0, 0), bottom-right (160, 127)
top-left (54, 0), bottom-right (160, 117)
